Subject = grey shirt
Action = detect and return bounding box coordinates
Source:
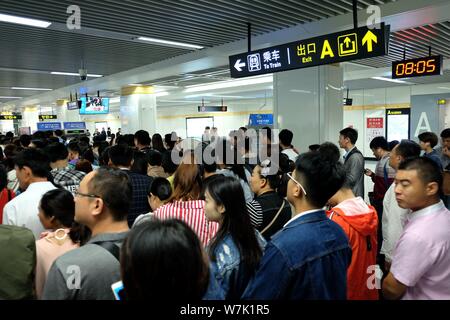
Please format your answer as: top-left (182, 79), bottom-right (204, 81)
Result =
top-left (41, 232), bottom-right (128, 300)
top-left (343, 147), bottom-right (365, 198)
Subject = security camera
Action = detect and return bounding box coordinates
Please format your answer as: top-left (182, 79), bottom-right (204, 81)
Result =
top-left (79, 69), bottom-right (88, 81)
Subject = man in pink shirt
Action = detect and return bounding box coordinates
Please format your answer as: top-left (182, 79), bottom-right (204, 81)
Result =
top-left (382, 157), bottom-right (450, 300)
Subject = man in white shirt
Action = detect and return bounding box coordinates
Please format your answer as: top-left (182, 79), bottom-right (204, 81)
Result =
top-left (381, 140), bottom-right (421, 270)
top-left (3, 148), bottom-right (57, 239)
top-left (279, 129), bottom-right (299, 162)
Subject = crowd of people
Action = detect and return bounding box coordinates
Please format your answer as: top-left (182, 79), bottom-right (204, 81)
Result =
top-left (0, 125), bottom-right (449, 301)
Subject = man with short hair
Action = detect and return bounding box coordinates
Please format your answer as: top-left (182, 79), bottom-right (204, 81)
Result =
top-left (134, 130), bottom-right (151, 153)
top-left (19, 134), bottom-right (31, 148)
top-left (339, 127), bottom-right (365, 198)
top-left (42, 168), bottom-right (131, 300)
top-left (2, 148), bottom-right (57, 239)
top-left (108, 145), bottom-right (153, 226)
top-left (242, 148), bottom-right (351, 299)
top-left (382, 157), bottom-right (450, 299)
top-left (435, 128), bottom-right (450, 170)
top-left (44, 142), bottom-right (86, 193)
top-left (381, 140), bottom-right (421, 270)
top-left (53, 130), bottom-right (64, 144)
top-left (279, 129), bottom-right (299, 162)
top-left (418, 131), bottom-right (443, 171)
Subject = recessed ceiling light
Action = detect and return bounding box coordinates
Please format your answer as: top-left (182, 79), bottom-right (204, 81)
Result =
top-left (136, 36), bottom-right (204, 50)
top-left (0, 13), bottom-right (51, 28)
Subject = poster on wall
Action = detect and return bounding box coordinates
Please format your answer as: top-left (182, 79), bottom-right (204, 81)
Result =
top-left (386, 108), bottom-right (410, 142)
top-left (366, 117), bottom-right (384, 144)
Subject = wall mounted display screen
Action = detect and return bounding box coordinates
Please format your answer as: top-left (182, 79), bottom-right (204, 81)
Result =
top-left (79, 97), bottom-right (110, 114)
top-left (67, 101), bottom-right (79, 110)
top-left (386, 108), bottom-right (410, 142)
top-left (392, 55), bottom-right (443, 79)
top-left (186, 117), bottom-right (214, 139)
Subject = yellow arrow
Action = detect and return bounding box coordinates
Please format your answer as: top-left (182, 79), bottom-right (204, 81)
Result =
top-left (362, 30), bottom-right (377, 52)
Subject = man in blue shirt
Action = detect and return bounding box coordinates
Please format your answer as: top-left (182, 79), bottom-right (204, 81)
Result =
top-left (242, 143), bottom-right (352, 299)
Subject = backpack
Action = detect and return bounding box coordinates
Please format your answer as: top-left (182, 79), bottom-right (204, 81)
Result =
top-left (0, 225), bottom-right (36, 300)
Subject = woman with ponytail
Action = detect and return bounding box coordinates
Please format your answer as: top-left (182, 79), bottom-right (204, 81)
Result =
top-left (35, 188), bottom-right (90, 299)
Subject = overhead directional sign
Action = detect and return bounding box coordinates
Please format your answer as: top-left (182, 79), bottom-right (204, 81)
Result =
top-left (39, 114), bottom-right (57, 121)
top-left (0, 114), bottom-right (22, 120)
top-left (198, 106), bottom-right (228, 112)
top-left (229, 23), bottom-right (389, 78)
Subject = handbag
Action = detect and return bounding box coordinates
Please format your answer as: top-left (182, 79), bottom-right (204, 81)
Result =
top-left (261, 200), bottom-right (288, 236)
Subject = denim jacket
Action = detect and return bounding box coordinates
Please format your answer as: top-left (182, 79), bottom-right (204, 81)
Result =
top-left (209, 232), bottom-right (266, 300)
top-left (242, 210), bottom-right (351, 300)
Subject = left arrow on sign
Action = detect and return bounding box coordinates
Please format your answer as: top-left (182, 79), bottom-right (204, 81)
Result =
top-left (234, 59), bottom-right (246, 72)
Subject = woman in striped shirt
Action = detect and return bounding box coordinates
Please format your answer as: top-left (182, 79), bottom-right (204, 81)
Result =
top-left (152, 152), bottom-right (219, 247)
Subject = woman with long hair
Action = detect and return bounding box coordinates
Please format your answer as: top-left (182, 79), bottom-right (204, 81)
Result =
top-left (152, 152), bottom-right (218, 246)
top-left (205, 175), bottom-right (264, 299)
top-left (35, 189), bottom-right (90, 299)
top-left (121, 219), bottom-right (210, 300)
top-left (151, 133), bottom-right (165, 153)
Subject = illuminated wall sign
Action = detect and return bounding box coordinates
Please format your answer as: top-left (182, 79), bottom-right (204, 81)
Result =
top-left (229, 23), bottom-right (389, 78)
top-left (63, 122), bottom-right (86, 130)
top-left (198, 106), bottom-right (228, 112)
top-left (39, 114), bottom-right (57, 121)
top-left (392, 55), bottom-right (443, 79)
top-left (438, 99), bottom-right (447, 105)
top-left (0, 114), bottom-right (22, 120)
top-left (37, 122), bottom-right (62, 131)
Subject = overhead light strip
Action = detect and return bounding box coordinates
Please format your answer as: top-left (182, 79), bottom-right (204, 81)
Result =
top-left (136, 36), bottom-right (204, 50)
top-left (51, 72), bottom-right (103, 77)
top-left (184, 75), bottom-right (273, 93)
top-left (0, 96), bottom-right (22, 99)
top-left (0, 13), bottom-right (51, 28)
top-left (11, 87), bottom-right (52, 91)
top-left (370, 77), bottom-right (413, 84)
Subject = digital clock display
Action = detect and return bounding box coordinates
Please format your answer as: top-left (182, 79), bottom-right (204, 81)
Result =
top-left (392, 55), bottom-right (443, 79)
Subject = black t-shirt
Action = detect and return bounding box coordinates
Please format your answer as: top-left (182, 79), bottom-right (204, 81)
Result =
top-left (247, 191), bottom-right (291, 241)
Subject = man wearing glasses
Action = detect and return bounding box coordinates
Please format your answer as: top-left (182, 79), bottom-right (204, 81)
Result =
top-left (42, 168), bottom-right (131, 300)
top-left (243, 147), bottom-right (351, 299)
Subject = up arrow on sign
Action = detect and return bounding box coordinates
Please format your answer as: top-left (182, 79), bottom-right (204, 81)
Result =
top-left (362, 30), bottom-right (377, 52)
top-left (234, 59), bottom-right (246, 72)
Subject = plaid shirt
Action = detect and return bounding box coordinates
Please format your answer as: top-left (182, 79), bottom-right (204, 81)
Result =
top-left (51, 167), bottom-right (86, 193)
top-left (121, 170), bottom-right (153, 227)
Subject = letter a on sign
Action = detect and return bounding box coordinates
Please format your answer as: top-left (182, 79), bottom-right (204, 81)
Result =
top-left (414, 112), bottom-right (431, 137)
top-left (321, 40), bottom-right (335, 59)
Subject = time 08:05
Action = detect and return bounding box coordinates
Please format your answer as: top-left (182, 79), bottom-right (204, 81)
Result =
top-left (395, 59), bottom-right (436, 76)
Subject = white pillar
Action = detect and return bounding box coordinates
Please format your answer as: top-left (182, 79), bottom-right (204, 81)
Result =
top-left (273, 65), bottom-right (344, 152)
top-left (120, 86), bottom-right (157, 135)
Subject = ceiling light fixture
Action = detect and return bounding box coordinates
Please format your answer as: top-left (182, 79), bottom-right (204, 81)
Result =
top-left (184, 76), bottom-right (273, 93)
top-left (136, 36), bottom-right (204, 50)
top-left (0, 13), bottom-right (51, 28)
top-left (370, 77), bottom-right (413, 84)
top-left (11, 87), bottom-right (52, 91)
top-left (155, 92), bottom-right (169, 97)
top-left (0, 96), bottom-right (22, 99)
top-left (51, 72), bottom-right (103, 78)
